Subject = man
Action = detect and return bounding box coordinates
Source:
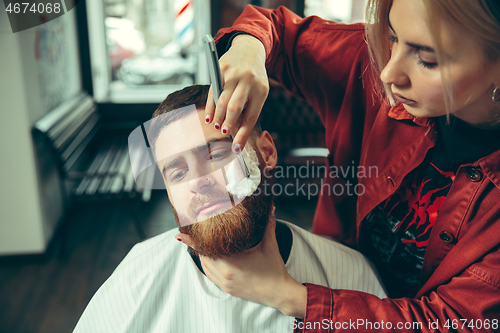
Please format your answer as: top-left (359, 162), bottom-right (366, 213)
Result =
top-left (73, 85), bottom-right (386, 333)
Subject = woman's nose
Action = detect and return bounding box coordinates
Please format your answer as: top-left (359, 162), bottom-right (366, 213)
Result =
top-left (380, 46), bottom-right (410, 87)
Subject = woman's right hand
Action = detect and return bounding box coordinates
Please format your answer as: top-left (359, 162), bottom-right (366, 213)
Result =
top-left (205, 34), bottom-right (269, 153)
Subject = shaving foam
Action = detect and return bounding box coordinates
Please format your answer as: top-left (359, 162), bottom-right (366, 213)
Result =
top-left (225, 146), bottom-right (261, 197)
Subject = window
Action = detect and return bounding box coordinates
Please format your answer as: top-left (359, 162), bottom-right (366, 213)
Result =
top-left (86, 0), bottom-right (210, 103)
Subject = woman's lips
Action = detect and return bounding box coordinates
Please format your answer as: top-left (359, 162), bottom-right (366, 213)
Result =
top-left (393, 93), bottom-right (416, 105)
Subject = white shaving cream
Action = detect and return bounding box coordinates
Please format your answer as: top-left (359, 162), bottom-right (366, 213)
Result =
top-left (225, 146), bottom-right (261, 197)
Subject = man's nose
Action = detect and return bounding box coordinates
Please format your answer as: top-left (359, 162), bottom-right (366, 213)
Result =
top-left (188, 175), bottom-right (215, 194)
top-left (380, 45), bottom-right (410, 87)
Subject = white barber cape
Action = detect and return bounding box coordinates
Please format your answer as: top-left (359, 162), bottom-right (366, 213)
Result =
top-left (73, 221), bottom-right (387, 333)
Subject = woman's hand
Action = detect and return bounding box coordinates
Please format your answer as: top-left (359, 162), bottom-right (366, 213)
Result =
top-left (205, 34), bottom-right (269, 153)
top-left (175, 208), bottom-right (307, 318)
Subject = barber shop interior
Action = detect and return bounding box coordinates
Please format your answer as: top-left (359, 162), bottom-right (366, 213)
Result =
top-left (3, 0), bottom-right (500, 331)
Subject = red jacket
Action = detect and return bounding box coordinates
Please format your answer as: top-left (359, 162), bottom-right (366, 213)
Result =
top-left (216, 5), bottom-right (500, 332)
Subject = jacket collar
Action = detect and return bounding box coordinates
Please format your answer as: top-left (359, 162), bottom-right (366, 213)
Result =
top-left (478, 150), bottom-right (500, 190)
top-left (388, 102), bottom-right (500, 190)
top-left (387, 102), bottom-right (431, 127)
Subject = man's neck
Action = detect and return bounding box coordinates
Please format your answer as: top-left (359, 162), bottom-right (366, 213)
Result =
top-left (190, 220), bottom-right (293, 275)
top-left (275, 220), bottom-right (292, 264)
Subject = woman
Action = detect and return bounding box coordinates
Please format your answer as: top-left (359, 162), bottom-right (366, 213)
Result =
top-left (177, 0), bottom-right (500, 331)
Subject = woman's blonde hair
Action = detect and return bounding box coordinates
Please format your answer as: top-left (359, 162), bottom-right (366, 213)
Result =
top-left (365, 0), bottom-right (500, 113)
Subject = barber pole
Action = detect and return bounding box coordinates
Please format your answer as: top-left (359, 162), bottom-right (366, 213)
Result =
top-left (174, 0), bottom-right (194, 47)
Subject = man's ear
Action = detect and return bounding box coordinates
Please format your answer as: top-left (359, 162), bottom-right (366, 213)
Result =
top-left (255, 131), bottom-right (277, 171)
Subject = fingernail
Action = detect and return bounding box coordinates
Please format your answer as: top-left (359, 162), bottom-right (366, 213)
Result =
top-left (271, 207), bottom-right (276, 217)
top-left (205, 115), bottom-right (211, 124)
top-left (176, 237), bottom-right (183, 242)
top-left (214, 122), bottom-right (220, 130)
top-left (233, 143), bottom-right (241, 154)
top-left (222, 126), bottom-right (229, 135)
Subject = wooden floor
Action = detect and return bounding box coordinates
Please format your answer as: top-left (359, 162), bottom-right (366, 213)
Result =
top-left (0, 192), bottom-right (316, 333)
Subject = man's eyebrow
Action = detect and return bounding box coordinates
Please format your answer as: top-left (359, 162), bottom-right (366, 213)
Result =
top-left (187, 137), bottom-right (233, 155)
top-left (205, 137), bottom-right (233, 146)
top-left (161, 137), bottom-right (233, 174)
top-left (202, 137), bottom-right (232, 154)
top-left (162, 157), bottom-right (183, 176)
top-left (388, 15), bottom-right (435, 53)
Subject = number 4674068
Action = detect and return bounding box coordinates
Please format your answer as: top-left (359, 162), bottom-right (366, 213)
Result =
top-left (5, 2), bottom-right (61, 14)
top-left (444, 319), bottom-right (498, 330)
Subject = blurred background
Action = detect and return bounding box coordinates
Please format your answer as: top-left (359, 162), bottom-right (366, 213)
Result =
top-left (0, 0), bottom-right (367, 332)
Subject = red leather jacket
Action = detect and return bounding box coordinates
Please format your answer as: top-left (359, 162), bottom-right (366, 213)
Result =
top-left (216, 5), bottom-right (500, 332)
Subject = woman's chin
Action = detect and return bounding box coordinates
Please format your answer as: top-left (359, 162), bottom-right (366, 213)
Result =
top-left (402, 103), bottom-right (444, 119)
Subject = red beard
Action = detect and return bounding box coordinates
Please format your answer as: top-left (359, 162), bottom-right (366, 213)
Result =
top-left (174, 154), bottom-right (273, 259)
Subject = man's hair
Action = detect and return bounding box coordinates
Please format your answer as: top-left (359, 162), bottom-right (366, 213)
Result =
top-left (149, 85), bottom-right (262, 154)
top-left (152, 84), bottom-right (210, 119)
top-left (149, 85), bottom-right (208, 152)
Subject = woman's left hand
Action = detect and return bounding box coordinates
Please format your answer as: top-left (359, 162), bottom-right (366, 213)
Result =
top-left (176, 209), bottom-right (307, 318)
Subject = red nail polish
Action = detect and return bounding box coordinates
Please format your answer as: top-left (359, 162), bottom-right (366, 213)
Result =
top-left (222, 128), bottom-right (227, 134)
top-left (205, 116), bottom-right (210, 123)
top-left (214, 123), bottom-right (220, 130)
top-left (176, 238), bottom-right (182, 242)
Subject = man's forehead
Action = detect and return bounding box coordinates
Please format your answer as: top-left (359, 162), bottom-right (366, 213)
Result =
top-left (154, 107), bottom-right (225, 162)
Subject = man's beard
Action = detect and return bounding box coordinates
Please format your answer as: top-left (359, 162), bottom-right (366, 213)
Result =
top-left (173, 153), bottom-right (273, 259)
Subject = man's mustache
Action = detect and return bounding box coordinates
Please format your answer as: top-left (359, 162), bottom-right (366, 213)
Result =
top-left (186, 188), bottom-right (233, 220)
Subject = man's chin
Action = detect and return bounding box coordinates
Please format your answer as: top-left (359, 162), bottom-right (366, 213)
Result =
top-left (179, 197), bottom-right (271, 259)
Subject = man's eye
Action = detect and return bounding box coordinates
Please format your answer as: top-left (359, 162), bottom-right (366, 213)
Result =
top-left (209, 149), bottom-right (231, 161)
top-left (169, 169), bottom-right (187, 182)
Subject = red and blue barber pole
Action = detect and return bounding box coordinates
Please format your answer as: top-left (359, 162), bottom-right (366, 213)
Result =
top-left (174, 0), bottom-right (194, 48)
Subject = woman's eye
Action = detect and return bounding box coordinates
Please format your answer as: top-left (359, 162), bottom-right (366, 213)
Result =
top-left (389, 35), bottom-right (398, 44)
top-left (417, 58), bottom-right (438, 69)
top-left (417, 52), bottom-right (438, 69)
